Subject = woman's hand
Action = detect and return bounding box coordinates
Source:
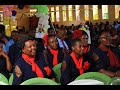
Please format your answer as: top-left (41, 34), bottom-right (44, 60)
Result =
top-left (1, 37), bottom-right (8, 44)
top-left (0, 50), bottom-right (8, 59)
top-left (114, 71), bottom-right (120, 77)
top-left (0, 48), bottom-right (12, 72)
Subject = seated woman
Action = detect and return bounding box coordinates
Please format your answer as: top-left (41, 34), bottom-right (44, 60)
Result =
top-left (60, 38), bottom-right (90, 85)
top-left (43, 28), bottom-right (56, 48)
top-left (72, 30), bottom-right (96, 71)
top-left (12, 36), bottom-right (56, 85)
top-left (0, 42), bottom-right (12, 79)
top-left (43, 35), bottom-right (65, 68)
top-left (92, 31), bottom-right (120, 78)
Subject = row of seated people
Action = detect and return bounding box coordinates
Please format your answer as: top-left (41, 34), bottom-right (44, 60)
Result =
top-left (0, 25), bottom-right (120, 85)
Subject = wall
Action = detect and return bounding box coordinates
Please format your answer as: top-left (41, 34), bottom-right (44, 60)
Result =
top-left (48, 5), bottom-right (120, 27)
top-left (13, 6), bottom-right (30, 30)
top-left (0, 5), bottom-right (30, 30)
top-left (0, 5), bottom-right (119, 31)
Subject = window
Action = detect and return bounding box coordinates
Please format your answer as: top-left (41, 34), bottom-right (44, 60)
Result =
top-left (115, 5), bottom-right (120, 19)
top-left (68, 5), bottom-right (73, 21)
top-left (75, 5), bottom-right (80, 21)
top-left (93, 5), bottom-right (99, 20)
top-left (30, 9), bottom-right (37, 16)
top-left (56, 6), bottom-right (60, 22)
top-left (62, 5), bottom-right (67, 21)
top-left (51, 7), bottom-right (55, 22)
top-left (84, 5), bottom-right (89, 20)
top-left (0, 11), bottom-right (3, 23)
top-left (102, 5), bottom-right (109, 19)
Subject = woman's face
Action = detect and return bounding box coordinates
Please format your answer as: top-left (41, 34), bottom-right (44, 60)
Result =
top-left (80, 34), bottom-right (88, 47)
top-left (100, 32), bottom-right (112, 46)
top-left (72, 41), bottom-right (84, 56)
top-left (48, 36), bottom-right (58, 50)
top-left (22, 40), bottom-right (37, 57)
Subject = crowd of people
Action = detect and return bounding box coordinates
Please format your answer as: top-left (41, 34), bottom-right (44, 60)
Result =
top-left (0, 20), bottom-right (120, 85)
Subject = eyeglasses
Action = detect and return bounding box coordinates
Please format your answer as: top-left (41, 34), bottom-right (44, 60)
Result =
top-left (81, 38), bottom-right (88, 40)
top-left (101, 36), bottom-right (112, 39)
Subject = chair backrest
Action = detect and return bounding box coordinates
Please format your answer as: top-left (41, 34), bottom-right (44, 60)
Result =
top-left (52, 63), bottom-right (62, 83)
top-left (75, 72), bottom-right (112, 85)
top-left (9, 73), bottom-right (13, 85)
top-left (108, 77), bottom-right (120, 85)
top-left (20, 78), bottom-right (59, 85)
top-left (0, 81), bottom-right (9, 85)
top-left (68, 79), bottom-right (104, 85)
top-left (0, 73), bottom-right (9, 84)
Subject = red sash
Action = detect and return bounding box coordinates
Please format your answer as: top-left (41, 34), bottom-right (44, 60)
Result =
top-left (99, 44), bottom-right (120, 67)
top-left (22, 54), bottom-right (44, 77)
top-left (49, 48), bottom-right (59, 66)
top-left (70, 52), bottom-right (90, 74)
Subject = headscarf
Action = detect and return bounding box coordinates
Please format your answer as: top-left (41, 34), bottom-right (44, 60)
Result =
top-left (72, 30), bottom-right (82, 40)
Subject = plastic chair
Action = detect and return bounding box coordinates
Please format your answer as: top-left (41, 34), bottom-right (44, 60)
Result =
top-left (75, 72), bottom-right (112, 85)
top-left (68, 79), bottom-right (104, 85)
top-left (0, 81), bottom-right (9, 85)
top-left (52, 63), bottom-right (62, 84)
top-left (0, 73), bottom-right (9, 84)
top-left (108, 77), bottom-right (120, 85)
top-left (20, 77), bottom-right (59, 85)
top-left (9, 73), bottom-right (13, 85)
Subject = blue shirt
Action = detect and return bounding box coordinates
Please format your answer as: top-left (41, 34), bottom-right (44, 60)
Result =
top-left (57, 38), bottom-right (69, 50)
top-left (5, 39), bottom-right (15, 53)
top-left (3, 44), bottom-right (7, 53)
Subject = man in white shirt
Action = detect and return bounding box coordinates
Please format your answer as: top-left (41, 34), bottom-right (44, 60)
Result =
top-left (57, 37), bottom-right (69, 50)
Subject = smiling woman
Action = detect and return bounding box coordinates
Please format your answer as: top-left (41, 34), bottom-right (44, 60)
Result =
top-left (42, 35), bottom-right (65, 68)
top-left (0, 42), bottom-right (12, 79)
top-left (12, 35), bottom-right (56, 85)
top-left (60, 38), bottom-right (91, 85)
